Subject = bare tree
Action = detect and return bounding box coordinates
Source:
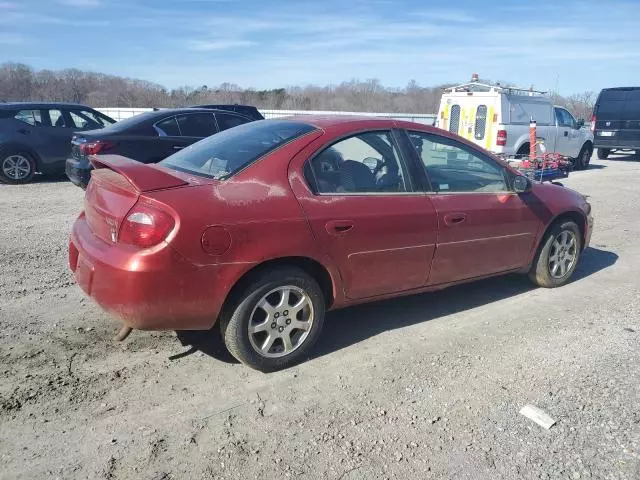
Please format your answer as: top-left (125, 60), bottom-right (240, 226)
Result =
top-left (0, 62), bottom-right (597, 117)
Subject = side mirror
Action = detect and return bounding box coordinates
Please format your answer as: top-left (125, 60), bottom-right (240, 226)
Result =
top-left (576, 119), bottom-right (585, 128)
top-left (513, 175), bottom-right (532, 193)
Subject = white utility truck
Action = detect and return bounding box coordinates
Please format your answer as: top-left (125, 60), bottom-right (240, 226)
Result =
top-left (435, 78), bottom-right (594, 170)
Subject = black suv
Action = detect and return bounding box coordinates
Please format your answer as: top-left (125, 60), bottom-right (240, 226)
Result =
top-left (0, 102), bottom-right (115, 184)
top-left (66, 106), bottom-right (263, 189)
top-left (592, 87), bottom-right (640, 159)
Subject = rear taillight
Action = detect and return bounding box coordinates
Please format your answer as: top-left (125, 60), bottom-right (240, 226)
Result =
top-left (590, 115), bottom-right (596, 133)
top-left (496, 129), bottom-right (507, 146)
top-left (79, 140), bottom-right (115, 156)
top-left (119, 203), bottom-right (175, 248)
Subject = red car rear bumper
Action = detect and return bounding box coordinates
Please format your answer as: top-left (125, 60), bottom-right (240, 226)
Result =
top-left (69, 213), bottom-right (223, 330)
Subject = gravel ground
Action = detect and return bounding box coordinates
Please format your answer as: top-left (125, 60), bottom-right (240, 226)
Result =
top-left (1, 155), bottom-right (639, 480)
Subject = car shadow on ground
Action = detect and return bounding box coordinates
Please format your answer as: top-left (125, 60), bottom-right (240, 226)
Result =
top-left (585, 164), bottom-right (606, 170)
top-left (173, 247), bottom-right (618, 367)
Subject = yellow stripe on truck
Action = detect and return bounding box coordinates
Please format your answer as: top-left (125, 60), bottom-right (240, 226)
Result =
top-left (443, 104), bottom-right (450, 131)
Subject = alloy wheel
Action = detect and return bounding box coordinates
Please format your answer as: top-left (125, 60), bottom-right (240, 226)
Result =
top-left (248, 286), bottom-right (314, 358)
top-left (548, 230), bottom-right (578, 278)
top-left (2, 155), bottom-right (32, 180)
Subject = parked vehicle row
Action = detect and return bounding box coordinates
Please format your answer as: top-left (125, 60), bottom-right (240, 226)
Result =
top-left (436, 79), bottom-right (595, 170)
top-left (0, 102), bottom-right (264, 185)
top-left (68, 116), bottom-right (593, 371)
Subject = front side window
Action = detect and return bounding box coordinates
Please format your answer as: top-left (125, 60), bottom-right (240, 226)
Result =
top-left (306, 131), bottom-right (409, 194)
top-left (408, 131), bottom-right (508, 193)
top-left (49, 109), bottom-right (67, 128)
top-left (176, 113), bottom-right (218, 137)
top-left (160, 120), bottom-right (316, 180)
top-left (154, 116), bottom-right (181, 136)
top-left (216, 112), bottom-right (251, 131)
top-left (556, 108), bottom-right (576, 128)
top-left (14, 110), bottom-right (43, 126)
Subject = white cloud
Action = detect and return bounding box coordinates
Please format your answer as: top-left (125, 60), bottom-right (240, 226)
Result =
top-left (58, 0), bottom-right (100, 7)
top-left (0, 33), bottom-right (24, 45)
top-left (187, 39), bottom-right (256, 52)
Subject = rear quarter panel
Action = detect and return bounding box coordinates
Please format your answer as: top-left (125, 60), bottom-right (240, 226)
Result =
top-left (146, 129), bottom-right (342, 305)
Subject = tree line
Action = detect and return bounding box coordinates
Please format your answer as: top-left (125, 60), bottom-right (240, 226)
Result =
top-left (0, 62), bottom-right (595, 119)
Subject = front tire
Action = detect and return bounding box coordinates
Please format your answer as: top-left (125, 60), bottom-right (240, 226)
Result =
top-left (529, 220), bottom-right (582, 288)
top-left (0, 150), bottom-right (36, 184)
top-left (597, 148), bottom-right (610, 160)
top-left (574, 144), bottom-right (592, 170)
top-left (220, 267), bottom-right (326, 372)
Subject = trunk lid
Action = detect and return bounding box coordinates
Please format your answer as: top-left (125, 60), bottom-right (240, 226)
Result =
top-left (84, 155), bottom-right (189, 244)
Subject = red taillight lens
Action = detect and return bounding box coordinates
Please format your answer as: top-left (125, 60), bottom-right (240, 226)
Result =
top-left (80, 140), bottom-right (114, 156)
top-left (119, 203), bottom-right (175, 248)
top-left (496, 129), bottom-right (507, 146)
top-left (590, 115), bottom-right (596, 133)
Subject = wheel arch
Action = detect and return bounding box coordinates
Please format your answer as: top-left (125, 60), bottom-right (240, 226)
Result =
top-left (541, 210), bottom-right (588, 251)
top-left (222, 256), bottom-right (339, 314)
top-left (0, 142), bottom-right (44, 172)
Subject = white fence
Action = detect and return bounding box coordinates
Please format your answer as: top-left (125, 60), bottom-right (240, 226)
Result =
top-left (97, 107), bottom-right (436, 125)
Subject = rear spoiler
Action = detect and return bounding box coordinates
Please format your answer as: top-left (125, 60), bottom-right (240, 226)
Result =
top-left (90, 155), bottom-right (188, 192)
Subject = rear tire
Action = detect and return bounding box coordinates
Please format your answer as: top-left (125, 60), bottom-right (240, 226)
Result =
top-left (220, 267), bottom-right (326, 372)
top-left (516, 144), bottom-right (530, 159)
top-left (529, 220), bottom-right (582, 288)
top-left (574, 144), bottom-right (592, 170)
top-left (597, 148), bottom-right (610, 160)
top-left (0, 149), bottom-right (36, 184)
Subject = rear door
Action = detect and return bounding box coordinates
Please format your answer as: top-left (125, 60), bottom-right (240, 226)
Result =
top-left (295, 129), bottom-right (438, 299)
top-left (36, 108), bottom-right (77, 170)
top-left (150, 115), bottom-right (194, 161)
top-left (594, 89), bottom-right (640, 150)
top-left (405, 130), bottom-right (541, 285)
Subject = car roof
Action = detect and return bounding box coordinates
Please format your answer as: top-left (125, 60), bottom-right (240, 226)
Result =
top-left (0, 101), bottom-right (91, 110)
top-left (282, 114), bottom-right (438, 132)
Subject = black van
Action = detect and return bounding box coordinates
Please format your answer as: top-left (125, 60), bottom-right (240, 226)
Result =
top-left (592, 87), bottom-right (640, 159)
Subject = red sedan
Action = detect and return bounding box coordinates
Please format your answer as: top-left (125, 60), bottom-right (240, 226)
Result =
top-left (69, 116), bottom-right (593, 371)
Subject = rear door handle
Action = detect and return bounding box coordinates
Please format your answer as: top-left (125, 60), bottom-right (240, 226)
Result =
top-left (172, 145), bottom-right (184, 150)
top-left (444, 213), bottom-right (467, 226)
top-left (17, 129), bottom-right (31, 135)
top-left (326, 220), bottom-right (354, 235)
top-left (564, 131), bottom-right (569, 137)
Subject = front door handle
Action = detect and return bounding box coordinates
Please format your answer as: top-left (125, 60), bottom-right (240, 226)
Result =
top-left (326, 220), bottom-right (354, 235)
top-left (17, 128), bottom-right (31, 135)
top-left (564, 131), bottom-right (569, 137)
top-left (172, 145), bottom-right (184, 150)
top-left (444, 213), bottom-right (467, 226)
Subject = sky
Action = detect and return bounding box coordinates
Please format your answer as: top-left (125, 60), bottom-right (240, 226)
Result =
top-left (1, 0), bottom-right (639, 95)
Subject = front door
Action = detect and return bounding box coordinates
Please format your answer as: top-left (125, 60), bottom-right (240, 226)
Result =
top-left (554, 107), bottom-right (581, 157)
top-left (406, 130), bottom-right (541, 285)
top-left (295, 130), bottom-right (438, 299)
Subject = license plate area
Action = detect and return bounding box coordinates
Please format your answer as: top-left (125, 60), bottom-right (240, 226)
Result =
top-left (598, 131), bottom-right (615, 137)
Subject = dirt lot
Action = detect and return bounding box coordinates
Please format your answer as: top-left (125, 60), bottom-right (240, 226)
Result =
top-left (1, 155), bottom-right (639, 480)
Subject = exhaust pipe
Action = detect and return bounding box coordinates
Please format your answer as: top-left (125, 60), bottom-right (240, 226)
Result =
top-left (114, 326), bottom-right (133, 342)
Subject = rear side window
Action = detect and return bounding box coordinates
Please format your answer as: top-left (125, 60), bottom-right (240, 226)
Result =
top-left (71, 109), bottom-right (114, 128)
top-left (160, 120), bottom-right (316, 179)
top-left (49, 109), bottom-right (67, 127)
top-left (15, 110), bottom-right (43, 126)
top-left (176, 113), bottom-right (217, 137)
top-left (154, 116), bottom-right (181, 136)
top-left (474, 105), bottom-right (487, 140)
top-left (449, 105), bottom-right (460, 133)
top-left (216, 112), bottom-right (251, 131)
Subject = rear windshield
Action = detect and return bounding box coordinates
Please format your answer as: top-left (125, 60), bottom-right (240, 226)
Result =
top-left (597, 89), bottom-right (640, 118)
top-left (160, 120), bottom-right (316, 179)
